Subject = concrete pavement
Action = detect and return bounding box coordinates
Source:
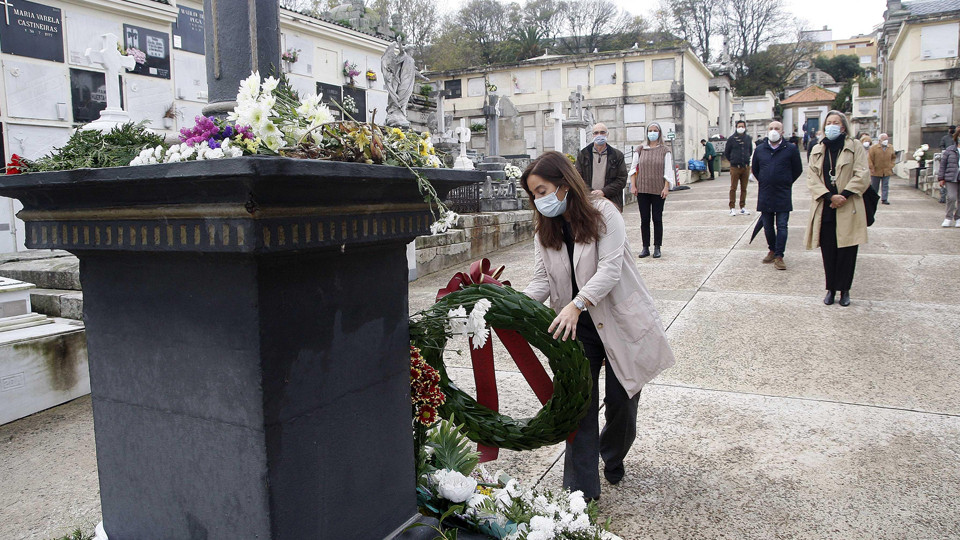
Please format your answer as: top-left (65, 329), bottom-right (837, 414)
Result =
top-left (2, 171), bottom-right (959, 539)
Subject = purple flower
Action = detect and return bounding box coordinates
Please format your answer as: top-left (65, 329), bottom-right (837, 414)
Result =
top-left (179, 116), bottom-right (221, 146)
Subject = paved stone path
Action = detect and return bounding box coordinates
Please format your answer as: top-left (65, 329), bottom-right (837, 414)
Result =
top-left (3, 172), bottom-right (959, 539)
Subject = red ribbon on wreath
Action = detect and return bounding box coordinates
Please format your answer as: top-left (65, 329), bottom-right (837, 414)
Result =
top-left (436, 258), bottom-right (566, 462)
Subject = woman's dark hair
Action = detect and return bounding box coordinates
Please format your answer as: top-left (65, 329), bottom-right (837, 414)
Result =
top-left (520, 151), bottom-right (605, 251)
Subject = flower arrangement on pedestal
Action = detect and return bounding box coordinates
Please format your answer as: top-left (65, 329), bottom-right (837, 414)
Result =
top-left (281, 47), bottom-right (300, 63)
top-left (366, 69), bottom-right (377, 81)
top-left (116, 43), bottom-right (146, 65)
top-left (343, 61), bottom-right (361, 85)
top-left (504, 165), bottom-right (522, 182)
top-left (913, 144), bottom-right (931, 168)
top-left (341, 95), bottom-right (359, 115)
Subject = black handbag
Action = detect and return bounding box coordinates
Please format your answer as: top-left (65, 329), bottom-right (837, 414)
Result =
top-left (863, 184), bottom-right (880, 227)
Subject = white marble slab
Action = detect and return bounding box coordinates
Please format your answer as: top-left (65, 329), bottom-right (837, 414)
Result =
top-left (2, 59), bottom-right (70, 121)
top-left (125, 76), bottom-right (173, 128)
top-left (595, 63), bottom-right (616, 85)
top-left (624, 103), bottom-right (646, 124)
top-left (65, 10), bottom-right (121, 68)
top-left (172, 50), bottom-right (206, 102)
top-left (366, 89), bottom-right (388, 123)
top-left (6, 124), bottom-right (73, 160)
top-left (283, 33), bottom-right (314, 77)
top-left (567, 67), bottom-right (588, 89)
top-left (314, 46), bottom-right (340, 84)
top-left (287, 74), bottom-right (317, 99)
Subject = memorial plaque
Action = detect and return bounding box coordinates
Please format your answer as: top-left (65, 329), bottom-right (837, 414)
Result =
top-left (0, 0), bottom-right (64, 63)
top-left (342, 86), bottom-right (366, 123)
top-left (123, 24), bottom-right (170, 79)
top-left (367, 89), bottom-right (387, 124)
top-left (317, 82), bottom-right (342, 119)
top-left (6, 123), bottom-right (71, 159)
top-left (443, 79), bottom-right (461, 99)
top-left (65, 11), bottom-right (120, 67)
top-left (173, 5), bottom-right (204, 55)
top-left (2, 59), bottom-right (69, 120)
top-left (70, 68), bottom-right (123, 123)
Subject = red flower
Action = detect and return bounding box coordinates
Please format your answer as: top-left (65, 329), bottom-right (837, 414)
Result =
top-left (6, 154), bottom-right (24, 174)
top-left (417, 406), bottom-right (437, 424)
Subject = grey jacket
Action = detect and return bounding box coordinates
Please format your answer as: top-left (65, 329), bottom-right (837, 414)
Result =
top-left (938, 145), bottom-right (959, 183)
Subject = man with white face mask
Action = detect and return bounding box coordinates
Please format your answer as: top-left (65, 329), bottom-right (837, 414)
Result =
top-left (751, 120), bottom-right (804, 270)
top-left (575, 122), bottom-right (628, 210)
top-left (724, 120), bottom-right (754, 215)
top-left (868, 133), bottom-right (895, 205)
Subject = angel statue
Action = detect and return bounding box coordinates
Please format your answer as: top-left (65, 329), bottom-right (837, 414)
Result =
top-left (382, 39), bottom-right (429, 128)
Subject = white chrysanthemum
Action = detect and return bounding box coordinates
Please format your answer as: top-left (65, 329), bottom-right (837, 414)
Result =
top-left (568, 490), bottom-right (587, 514)
top-left (467, 299), bottom-right (491, 349)
top-left (261, 76), bottom-right (279, 95)
top-left (166, 152), bottom-right (182, 163)
top-left (569, 513), bottom-right (591, 531)
top-left (153, 145), bottom-right (163, 160)
top-left (432, 469), bottom-right (477, 503)
top-left (206, 147), bottom-right (225, 160)
top-left (447, 306), bottom-right (468, 336)
top-left (530, 515), bottom-right (556, 532)
top-left (466, 492), bottom-right (489, 509)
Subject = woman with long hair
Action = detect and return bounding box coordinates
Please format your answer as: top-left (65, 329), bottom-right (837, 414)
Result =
top-left (805, 111), bottom-right (870, 306)
top-left (627, 122), bottom-right (674, 258)
top-left (521, 151), bottom-right (675, 500)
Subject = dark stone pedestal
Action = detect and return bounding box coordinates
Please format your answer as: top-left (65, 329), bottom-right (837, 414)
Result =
top-left (0, 157), bottom-right (483, 539)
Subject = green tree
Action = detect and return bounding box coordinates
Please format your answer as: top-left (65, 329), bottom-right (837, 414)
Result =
top-left (814, 54), bottom-right (865, 82)
top-left (659, 0), bottom-right (719, 64)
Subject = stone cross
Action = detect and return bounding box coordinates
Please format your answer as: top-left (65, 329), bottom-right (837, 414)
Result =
top-left (551, 101), bottom-right (565, 153)
top-left (569, 86), bottom-right (584, 121)
top-left (453, 117), bottom-right (474, 170)
top-left (0, 0), bottom-right (13, 25)
top-left (85, 33), bottom-right (135, 114)
top-left (483, 93), bottom-right (501, 157)
top-left (436, 90), bottom-right (446, 135)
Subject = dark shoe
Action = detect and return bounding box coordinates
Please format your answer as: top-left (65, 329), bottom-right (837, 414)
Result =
top-left (881, 200), bottom-right (890, 205)
top-left (653, 246), bottom-right (661, 258)
top-left (839, 290), bottom-right (851, 306)
top-left (824, 290), bottom-right (835, 305)
top-left (604, 465), bottom-right (625, 485)
top-left (638, 247), bottom-right (650, 258)
top-left (773, 257), bottom-right (786, 270)
top-left (762, 251), bottom-right (776, 263)
top-left (585, 495), bottom-right (600, 503)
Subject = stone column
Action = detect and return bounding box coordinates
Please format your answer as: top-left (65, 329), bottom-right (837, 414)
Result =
top-left (719, 86), bottom-right (731, 136)
top-left (202, 0), bottom-right (280, 117)
top-left (0, 159), bottom-right (482, 539)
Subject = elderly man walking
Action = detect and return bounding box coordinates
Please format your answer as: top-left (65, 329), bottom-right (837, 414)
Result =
top-left (752, 120), bottom-right (804, 270)
top-left (575, 122), bottom-right (628, 210)
top-left (868, 133), bottom-right (896, 205)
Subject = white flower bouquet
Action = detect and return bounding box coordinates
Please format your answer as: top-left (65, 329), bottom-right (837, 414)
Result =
top-left (504, 164), bottom-right (522, 181)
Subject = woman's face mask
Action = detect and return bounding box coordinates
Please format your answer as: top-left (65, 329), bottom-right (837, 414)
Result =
top-left (825, 124), bottom-right (843, 140)
top-left (647, 131), bottom-right (660, 142)
top-left (534, 185), bottom-right (568, 218)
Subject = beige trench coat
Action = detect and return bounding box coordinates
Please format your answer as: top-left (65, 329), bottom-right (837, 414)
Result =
top-left (805, 138), bottom-right (870, 249)
top-left (523, 198), bottom-right (675, 398)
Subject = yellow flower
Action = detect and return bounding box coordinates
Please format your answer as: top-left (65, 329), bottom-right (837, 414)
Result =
top-left (391, 127), bottom-right (405, 139)
top-left (478, 486), bottom-right (492, 496)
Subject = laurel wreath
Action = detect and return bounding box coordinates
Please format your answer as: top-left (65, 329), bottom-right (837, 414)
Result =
top-left (409, 284), bottom-right (592, 451)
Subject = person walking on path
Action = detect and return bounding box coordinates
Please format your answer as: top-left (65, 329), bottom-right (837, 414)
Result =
top-left (752, 120), bottom-right (803, 270)
top-left (701, 138), bottom-right (717, 180)
top-left (575, 122), bottom-right (628, 211)
top-left (937, 129), bottom-right (960, 228)
top-left (807, 130), bottom-right (822, 160)
top-left (805, 110), bottom-right (870, 307)
top-left (520, 151), bottom-right (675, 501)
top-left (724, 120), bottom-right (753, 216)
top-left (628, 122), bottom-right (674, 258)
top-left (940, 125), bottom-right (956, 151)
top-left (869, 133), bottom-right (896, 205)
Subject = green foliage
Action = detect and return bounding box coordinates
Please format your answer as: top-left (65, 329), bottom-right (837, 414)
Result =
top-left (814, 54), bottom-right (864, 83)
top-left (419, 84), bottom-right (434, 98)
top-left (469, 122), bottom-right (486, 133)
top-left (23, 122), bottom-right (164, 172)
top-left (50, 529), bottom-right (93, 540)
top-left (731, 50), bottom-right (783, 96)
top-left (832, 82), bottom-right (853, 113)
top-left (425, 417), bottom-right (479, 477)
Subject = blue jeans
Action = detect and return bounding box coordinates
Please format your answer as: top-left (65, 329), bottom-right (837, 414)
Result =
top-left (870, 176), bottom-right (889, 202)
top-left (761, 211), bottom-right (789, 258)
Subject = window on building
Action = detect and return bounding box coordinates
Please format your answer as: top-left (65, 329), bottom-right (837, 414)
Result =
top-left (920, 22), bottom-right (959, 59)
top-left (595, 64), bottom-right (616, 85)
top-left (624, 61), bottom-right (645, 83)
top-left (822, 43), bottom-right (832, 51)
top-left (541, 69), bottom-right (560, 89)
top-left (568, 67), bottom-right (589, 88)
top-left (444, 79), bottom-right (462, 99)
top-left (859, 55), bottom-right (872, 64)
top-left (651, 58), bottom-right (674, 81)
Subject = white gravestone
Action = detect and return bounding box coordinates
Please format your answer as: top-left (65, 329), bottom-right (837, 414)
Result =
top-left (7, 124), bottom-right (73, 159)
top-left (125, 77), bottom-right (173, 128)
top-left (551, 101), bottom-right (565, 151)
top-left (2, 59), bottom-right (70, 121)
top-left (172, 50), bottom-right (207, 102)
top-left (83, 33), bottom-right (136, 132)
top-left (66, 12), bottom-right (121, 68)
top-left (453, 118), bottom-right (474, 170)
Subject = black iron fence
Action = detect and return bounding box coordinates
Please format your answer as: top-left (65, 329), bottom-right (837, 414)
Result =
top-left (445, 182), bottom-right (481, 213)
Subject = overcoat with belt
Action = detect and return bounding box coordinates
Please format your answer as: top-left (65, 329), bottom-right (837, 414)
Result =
top-left (805, 137), bottom-right (871, 249)
top-left (523, 197), bottom-right (675, 398)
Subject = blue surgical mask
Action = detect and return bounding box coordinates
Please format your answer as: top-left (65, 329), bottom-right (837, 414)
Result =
top-left (594, 135), bottom-right (607, 146)
top-left (534, 185), bottom-right (567, 218)
top-left (825, 125), bottom-right (843, 140)
top-left (647, 131), bottom-right (660, 142)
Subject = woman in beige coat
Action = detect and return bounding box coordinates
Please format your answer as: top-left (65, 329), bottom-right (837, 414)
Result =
top-left (805, 110), bottom-right (870, 306)
top-left (521, 151), bottom-right (675, 501)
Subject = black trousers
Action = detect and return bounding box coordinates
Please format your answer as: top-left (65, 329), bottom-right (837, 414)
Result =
top-left (819, 219), bottom-right (859, 291)
top-left (636, 193), bottom-right (665, 248)
top-left (563, 316), bottom-right (640, 499)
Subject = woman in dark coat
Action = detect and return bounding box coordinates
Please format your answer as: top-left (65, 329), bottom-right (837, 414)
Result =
top-left (938, 130), bottom-right (960, 227)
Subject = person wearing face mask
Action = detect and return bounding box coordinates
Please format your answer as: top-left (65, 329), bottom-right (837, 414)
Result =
top-left (701, 138), bottom-right (717, 180)
top-left (751, 120), bottom-right (803, 270)
top-left (936, 128), bottom-right (960, 227)
top-left (520, 151), bottom-right (675, 502)
top-left (575, 123), bottom-right (628, 211)
top-left (868, 133), bottom-right (896, 205)
top-left (724, 120), bottom-right (754, 216)
top-left (627, 122), bottom-right (675, 258)
top-left (805, 110), bottom-right (870, 307)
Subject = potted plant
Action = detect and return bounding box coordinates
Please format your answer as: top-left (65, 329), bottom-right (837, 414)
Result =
top-left (343, 61), bottom-right (361, 86)
top-left (162, 103), bottom-right (179, 129)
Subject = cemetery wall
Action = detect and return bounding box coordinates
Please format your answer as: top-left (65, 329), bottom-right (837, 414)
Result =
top-left (415, 210), bottom-right (534, 277)
top-left (0, 0), bottom-right (391, 254)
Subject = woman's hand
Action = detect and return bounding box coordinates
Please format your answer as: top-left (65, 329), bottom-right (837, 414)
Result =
top-left (660, 183), bottom-right (670, 199)
top-left (940, 180), bottom-right (947, 188)
top-left (829, 194), bottom-right (847, 208)
top-left (548, 302), bottom-right (582, 341)
top-left (629, 183), bottom-right (638, 195)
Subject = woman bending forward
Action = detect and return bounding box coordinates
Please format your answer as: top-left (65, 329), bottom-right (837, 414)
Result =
top-left (521, 151), bottom-right (675, 500)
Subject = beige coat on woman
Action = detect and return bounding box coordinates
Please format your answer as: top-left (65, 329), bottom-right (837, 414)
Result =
top-left (805, 138), bottom-right (871, 249)
top-left (523, 197), bottom-right (675, 398)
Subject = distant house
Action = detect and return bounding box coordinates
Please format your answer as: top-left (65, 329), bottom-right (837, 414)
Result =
top-left (780, 85), bottom-right (838, 138)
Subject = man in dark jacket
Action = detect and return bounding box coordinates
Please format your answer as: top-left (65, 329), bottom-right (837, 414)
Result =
top-left (940, 125), bottom-right (956, 151)
top-left (752, 120), bottom-right (803, 270)
top-left (724, 120), bottom-right (753, 215)
top-left (701, 139), bottom-right (717, 179)
top-left (575, 122), bottom-right (628, 210)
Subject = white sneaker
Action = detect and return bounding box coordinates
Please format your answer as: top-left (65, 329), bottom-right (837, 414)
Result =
top-left (955, 221), bottom-right (960, 228)
top-left (729, 208), bottom-right (737, 216)
top-left (943, 219), bottom-right (954, 227)
top-left (739, 208), bottom-right (751, 215)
